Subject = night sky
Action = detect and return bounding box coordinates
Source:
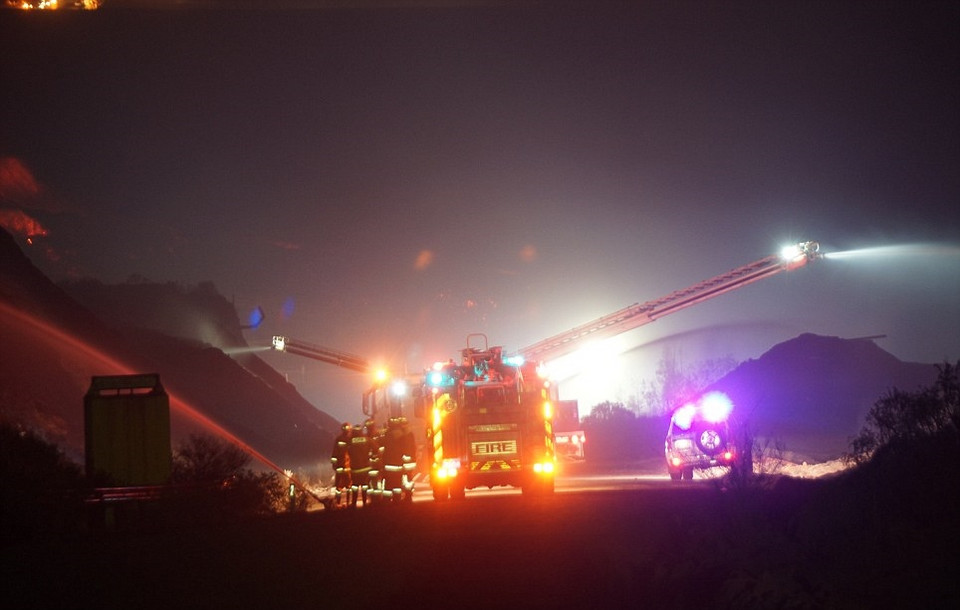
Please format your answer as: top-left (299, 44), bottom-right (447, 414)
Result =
top-left (2, 1), bottom-right (958, 424)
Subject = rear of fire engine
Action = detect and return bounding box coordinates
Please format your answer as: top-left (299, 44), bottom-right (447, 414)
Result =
top-left (419, 335), bottom-right (556, 500)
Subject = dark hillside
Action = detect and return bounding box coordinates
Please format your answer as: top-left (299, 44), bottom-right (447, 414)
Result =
top-left (62, 278), bottom-right (247, 349)
top-left (710, 333), bottom-right (938, 460)
top-left (0, 228), bottom-right (335, 470)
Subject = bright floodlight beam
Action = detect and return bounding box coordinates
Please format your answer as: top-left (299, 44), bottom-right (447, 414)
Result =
top-left (272, 336), bottom-right (286, 351)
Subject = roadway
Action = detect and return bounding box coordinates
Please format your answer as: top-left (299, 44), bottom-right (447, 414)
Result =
top-left (406, 459), bottom-right (714, 501)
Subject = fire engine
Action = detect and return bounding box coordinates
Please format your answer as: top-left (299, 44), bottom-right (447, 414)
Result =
top-left (415, 334), bottom-right (557, 499)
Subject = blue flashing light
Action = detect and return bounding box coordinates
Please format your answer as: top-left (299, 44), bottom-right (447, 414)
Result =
top-left (672, 392), bottom-right (734, 430)
top-left (701, 391), bottom-right (733, 423)
top-left (673, 403), bottom-right (697, 430)
top-left (426, 367), bottom-right (456, 387)
top-left (282, 297), bottom-right (295, 319)
top-left (503, 355), bottom-right (525, 367)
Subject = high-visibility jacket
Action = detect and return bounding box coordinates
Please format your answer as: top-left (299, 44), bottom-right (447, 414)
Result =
top-left (383, 425), bottom-right (417, 491)
top-left (331, 430), bottom-right (352, 490)
top-left (348, 428), bottom-right (372, 482)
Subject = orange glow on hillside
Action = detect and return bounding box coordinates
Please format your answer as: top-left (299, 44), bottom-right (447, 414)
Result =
top-left (0, 209), bottom-right (49, 240)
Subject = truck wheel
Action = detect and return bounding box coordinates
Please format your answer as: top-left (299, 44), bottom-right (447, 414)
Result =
top-left (682, 467), bottom-right (695, 480)
top-left (696, 427), bottom-right (725, 456)
top-left (432, 484), bottom-right (448, 501)
top-left (450, 484), bottom-right (465, 500)
top-left (669, 470), bottom-right (682, 481)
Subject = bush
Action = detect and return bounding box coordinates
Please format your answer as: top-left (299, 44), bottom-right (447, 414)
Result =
top-left (581, 402), bottom-right (665, 463)
top-left (847, 361), bottom-right (959, 464)
top-left (0, 421), bottom-right (87, 542)
top-left (171, 434), bottom-right (287, 520)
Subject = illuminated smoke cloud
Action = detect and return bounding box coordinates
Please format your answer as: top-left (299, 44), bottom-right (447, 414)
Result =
top-left (0, 158), bottom-right (50, 241)
top-left (414, 249), bottom-right (435, 271)
top-left (0, 157), bottom-right (43, 204)
top-left (0, 209), bottom-right (49, 242)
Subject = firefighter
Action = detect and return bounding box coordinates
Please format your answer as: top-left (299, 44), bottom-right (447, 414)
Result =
top-left (364, 418), bottom-right (384, 504)
top-left (347, 423), bottom-right (372, 507)
top-left (382, 416), bottom-right (417, 502)
top-left (399, 417), bottom-right (417, 498)
top-left (331, 422), bottom-right (352, 508)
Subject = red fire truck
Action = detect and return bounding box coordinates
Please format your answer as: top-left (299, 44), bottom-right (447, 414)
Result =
top-left (416, 334), bottom-right (556, 499)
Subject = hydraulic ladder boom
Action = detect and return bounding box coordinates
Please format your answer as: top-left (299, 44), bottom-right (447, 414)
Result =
top-left (271, 336), bottom-right (371, 374)
top-left (518, 241), bottom-right (821, 363)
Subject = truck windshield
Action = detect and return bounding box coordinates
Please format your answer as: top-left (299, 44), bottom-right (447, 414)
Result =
top-left (462, 384), bottom-right (520, 414)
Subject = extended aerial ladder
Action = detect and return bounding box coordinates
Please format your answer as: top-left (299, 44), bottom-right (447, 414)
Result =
top-left (517, 241), bottom-right (821, 364)
top-left (272, 241), bottom-right (821, 383)
top-left (271, 336), bottom-right (371, 374)
top-left (270, 335), bottom-right (413, 421)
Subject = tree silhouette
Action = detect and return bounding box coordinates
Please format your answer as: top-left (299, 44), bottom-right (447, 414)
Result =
top-left (171, 434), bottom-right (284, 518)
top-left (848, 361), bottom-right (959, 464)
top-left (0, 420), bottom-right (86, 541)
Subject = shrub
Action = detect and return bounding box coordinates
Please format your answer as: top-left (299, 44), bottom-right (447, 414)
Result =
top-left (846, 361), bottom-right (959, 464)
top-left (171, 434), bottom-right (286, 520)
top-left (0, 421), bottom-right (87, 542)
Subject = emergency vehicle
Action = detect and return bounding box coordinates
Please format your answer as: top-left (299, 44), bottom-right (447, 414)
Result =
top-left (416, 334), bottom-right (556, 499)
top-left (664, 391), bottom-right (737, 480)
top-left (554, 400), bottom-right (585, 461)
